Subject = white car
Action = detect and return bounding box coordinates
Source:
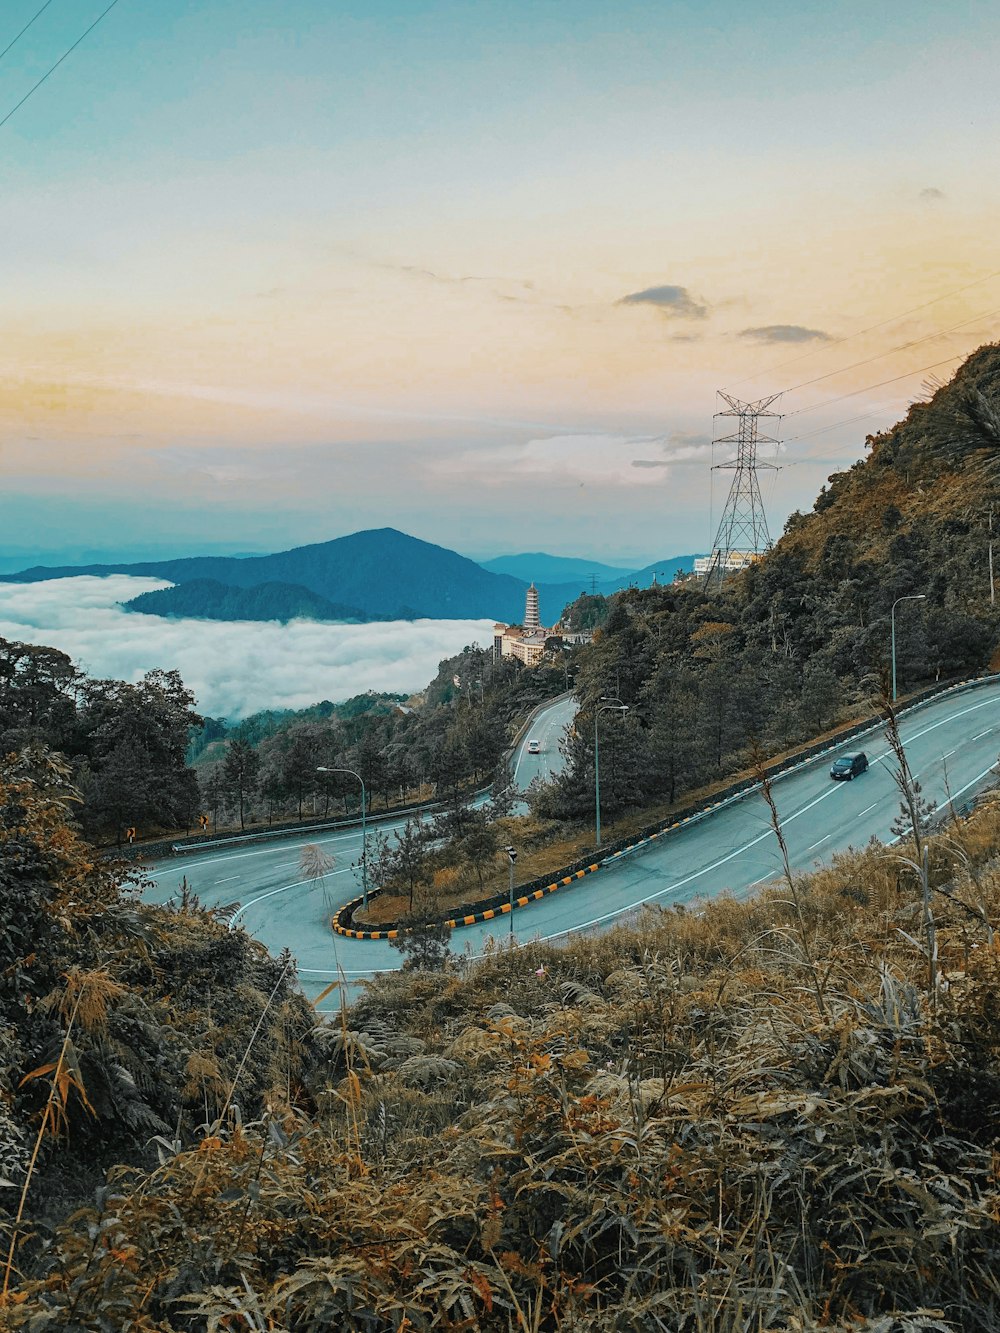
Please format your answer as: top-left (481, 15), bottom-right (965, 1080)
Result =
top-left (526, 738), bottom-right (541, 754)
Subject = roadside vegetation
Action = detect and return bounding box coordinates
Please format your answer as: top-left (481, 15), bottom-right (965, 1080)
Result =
top-left (4, 748), bottom-right (1000, 1328)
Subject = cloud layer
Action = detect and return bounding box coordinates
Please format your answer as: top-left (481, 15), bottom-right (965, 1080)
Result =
top-left (739, 325), bottom-right (832, 344)
top-left (618, 285), bottom-right (708, 319)
top-left (0, 577), bottom-right (495, 719)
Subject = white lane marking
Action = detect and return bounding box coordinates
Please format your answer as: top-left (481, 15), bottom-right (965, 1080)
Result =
top-left (901, 696), bottom-right (995, 746)
top-left (147, 829), bottom-right (366, 877)
top-left (947, 761), bottom-right (999, 803)
top-left (942, 749), bottom-right (957, 759)
top-left (972, 729), bottom-right (992, 741)
top-left (807, 835), bottom-right (831, 851)
top-left (229, 866), bottom-right (352, 927)
top-left (857, 802), bottom-right (879, 817)
top-left (215, 875), bottom-right (239, 884)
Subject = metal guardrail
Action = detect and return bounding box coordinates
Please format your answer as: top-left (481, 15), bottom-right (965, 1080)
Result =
top-left (168, 799), bottom-right (437, 856)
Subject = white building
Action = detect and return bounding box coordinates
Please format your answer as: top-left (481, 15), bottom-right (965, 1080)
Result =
top-left (493, 582), bottom-right (591, 666)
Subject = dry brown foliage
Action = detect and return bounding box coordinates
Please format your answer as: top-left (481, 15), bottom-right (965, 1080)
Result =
top-left (5, 796), bottom-right (1000, 1330)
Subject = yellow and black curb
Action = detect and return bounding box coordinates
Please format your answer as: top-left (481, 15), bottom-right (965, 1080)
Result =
top-left (332, 861), bottom-right (603, 940)
top-left (331, 787), bottom-right (767, 940)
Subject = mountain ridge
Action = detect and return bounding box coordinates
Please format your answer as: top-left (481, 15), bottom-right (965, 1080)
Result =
top-left (2, 528), bottom-right (699, 624)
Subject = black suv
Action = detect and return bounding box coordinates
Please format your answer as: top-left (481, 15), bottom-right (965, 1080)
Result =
top-left (830, 752), bottom-right (868, 781)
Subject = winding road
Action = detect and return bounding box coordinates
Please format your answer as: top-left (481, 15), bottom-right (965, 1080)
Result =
top-left (142, 680), bottom-right (999, 1010)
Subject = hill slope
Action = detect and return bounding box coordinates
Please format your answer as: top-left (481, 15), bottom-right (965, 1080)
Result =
top-left (537, 344), bottom-right (1000, 824)
top-left (2, 530), bottom-right (702, 626)
top-left (123, 578), bottom-right (376, 623)
top-left (480, 552), bottom-right (638, 583)
top-left (1, 528), bottom-right (531, 622)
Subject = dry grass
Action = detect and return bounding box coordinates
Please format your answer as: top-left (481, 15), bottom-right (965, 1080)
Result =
top-left (13, 796), bottom-right (1000, 1330)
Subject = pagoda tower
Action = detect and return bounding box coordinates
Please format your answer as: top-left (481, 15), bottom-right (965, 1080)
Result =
top-left (524, 583), bottom-right (540, 632)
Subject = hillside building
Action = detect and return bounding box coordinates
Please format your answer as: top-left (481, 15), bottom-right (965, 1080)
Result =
top-left (493, 581), bottom-right (592, 666)
top-left (693, 550), bottom-right (763, 576)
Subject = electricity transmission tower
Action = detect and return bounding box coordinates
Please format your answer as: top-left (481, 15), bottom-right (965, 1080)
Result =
top-left (702, 392), bottom-right (782, 591)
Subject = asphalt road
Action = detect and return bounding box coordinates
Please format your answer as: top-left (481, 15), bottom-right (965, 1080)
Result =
top-left (142, 680), bottom-right (1000, 1010)
top-left (511, 694), bottom-right (577, 791)
top-left (141, 693), bottom-right (579, 950)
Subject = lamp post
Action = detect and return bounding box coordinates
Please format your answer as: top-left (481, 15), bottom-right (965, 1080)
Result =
top-left (316, 767), bottom-right (368, 909)
top-left (505, 845), bottom-right (518, 935)
top-left (891, 595), bottom-right (926, 702)
top-left (594, 698), bottom-right (628, 849)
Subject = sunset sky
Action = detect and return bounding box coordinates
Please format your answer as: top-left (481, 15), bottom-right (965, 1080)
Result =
top-left (3, 0), bottom-right (999, 566)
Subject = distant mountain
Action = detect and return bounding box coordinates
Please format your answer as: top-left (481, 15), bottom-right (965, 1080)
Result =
top-left (534, 555), bottom-right (704, 610)
top-left (479, 553), bottom-right (638, 584)
top-left (124, 579), bottom-right (377, 624)
top-left (0, 530), bottom-right (705, 626)
top-left (593, 555), bottom-right (704, 594)
top-left (1, 528), bottom-right (531, 622)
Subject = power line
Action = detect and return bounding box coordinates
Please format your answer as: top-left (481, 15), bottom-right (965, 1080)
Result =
top-left (784, 410), bottom-right (881, 449)
top-left (0, 0), bottom-right (122, 133)
top-left (782, 304), bottom-right (1000, 397)
top-left (0, 0), bottom-right (56, 65)
top-left (783, 351), bottom-right (969, 421)
top-left (723, 266), bottom-right (1000, 394)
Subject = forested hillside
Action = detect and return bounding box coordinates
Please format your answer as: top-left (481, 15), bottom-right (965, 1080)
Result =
top-left (536, 345), bottom-right (1000, 825)
top-left (123, 577), bottom-right (375, 623)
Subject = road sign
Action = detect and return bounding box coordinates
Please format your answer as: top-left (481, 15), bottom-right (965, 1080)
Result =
top-left (125, 827), bottom-right (136, 844)
top-left (505, 846), bottom-right (517, 864)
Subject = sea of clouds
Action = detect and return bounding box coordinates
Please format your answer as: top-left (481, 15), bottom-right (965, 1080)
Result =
top-left (0, 576), bottom-right (496, 719)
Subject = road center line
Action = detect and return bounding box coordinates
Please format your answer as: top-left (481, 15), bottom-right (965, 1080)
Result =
top-left (857, 802), bottom-right (879, 817)
top-left (229, 866), bottom-right (352, 927)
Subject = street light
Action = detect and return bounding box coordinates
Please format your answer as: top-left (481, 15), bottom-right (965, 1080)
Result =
top-left (505, 845), bottom-right (518, 935)
top-left (594, 698), bottom-right (628, 849)
top-left (316, 767), bottom-right (368, 909)
top-left (891, 595), bottom-right (926, 702)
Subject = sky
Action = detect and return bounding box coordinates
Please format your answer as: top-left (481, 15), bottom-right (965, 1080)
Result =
top-left (0, 575), bottom-right (495, 716)
top-left (2, 0), bottom-right (999, 565)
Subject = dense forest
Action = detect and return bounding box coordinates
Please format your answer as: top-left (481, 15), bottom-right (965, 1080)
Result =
top-left (0, 645), bottom-right (203, 846)
top-left (123, 577), bottom-right (377, 624)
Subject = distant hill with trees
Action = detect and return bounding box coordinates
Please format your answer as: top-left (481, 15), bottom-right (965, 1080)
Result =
top-left (1, 528), bottom-right (700, 626)
top-left (124, 577), bottom-right (376, 623)
top-left (0, 529), bottom-right (535, 622)
top-left (479, 552), bottom-right (638, 583)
